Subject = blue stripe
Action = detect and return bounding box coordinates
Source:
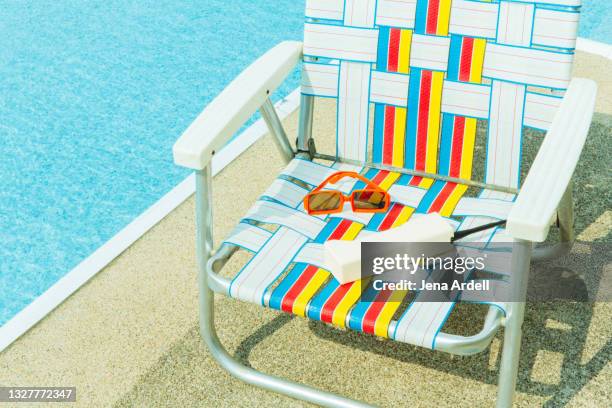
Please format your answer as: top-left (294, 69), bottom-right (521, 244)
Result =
top-left (414, 0), bottom-right (429, 35)
top-left (416, 180), bottom-right (446, 213)
top-left (307, 280), bottom-right (340, 320)
top-left (347, 284), bottom-right (379, 331)
top-left (268, 264), bottom-right (309, 310)
top-left (363, 167), bottom-right (380, 181)
top-left (447, 35), bottom-right (463, 82)
top-left (373, 104), bottom-right (385, 163)
top-left (366, 212), bottom-right (386, 231)
top-left (395, 173), bottom-right (412, 186)
top-left (517, 85), bottom-right (528, 187)
top-left (404, 68), bottom-right (422, 169)
top-left (377, 26), bottom-right (389, 71)
top-left (268, 218), bottom-right (340, 310)
top-left (438, 113), bottom-right (455, 176)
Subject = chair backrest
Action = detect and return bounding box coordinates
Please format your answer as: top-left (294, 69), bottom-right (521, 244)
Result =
top-left (301, 0), bottom-right (581, 189)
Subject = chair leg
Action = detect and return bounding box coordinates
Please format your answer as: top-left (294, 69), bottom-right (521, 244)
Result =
top-left (195, 169), bottom-right (371, 408)
top-left (532, 183), bottom-right (574, 262)
top-left (496, 240), bottom-right (532, 408)
top-left (496, 304), bottom-right (525, 408)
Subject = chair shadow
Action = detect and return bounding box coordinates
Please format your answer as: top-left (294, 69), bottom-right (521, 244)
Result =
top-left (234, 313), bottom-right (294, 368)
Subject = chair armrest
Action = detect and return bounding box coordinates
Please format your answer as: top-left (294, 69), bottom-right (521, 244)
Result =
top-left (173, 41), bottom-right (303, 170)
top-left (506, 78), bottom-right (597, 242)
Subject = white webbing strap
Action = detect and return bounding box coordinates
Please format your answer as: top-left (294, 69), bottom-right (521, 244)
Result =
top-left (280, 159), bottom-right (360, 193)
top-left (243, 200), bottom-right (327, 240)
top-left (460, 279), bottom-right (509, 314)
top-left (223, 223), bottom-right (272, 253)
top-left (375, 0), bottom-right (417, 29)
top-left (262, 178), bottom-right (309, 208)
top-left (457, 246), bottom-right (513, 276)
top-left (387, 184), bottom-right (427, 208)
top-left (453, 196), bottom-right (513, 220)
top-left (454, 216), bottom-right (501, 247)
top-left (293, 243), bottom-right (328, 271)
top-left (392, 269), bottom-right (456, 349)
top-left (485, 80), bottom-right (526, 189)
top-left (337, 61), bottom-right (372, 161)
top-left (336, 0), bottom-right (377, 162)
top-left (229, 227), bottom-right (308, 304)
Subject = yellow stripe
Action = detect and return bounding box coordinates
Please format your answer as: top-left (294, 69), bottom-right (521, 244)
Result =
top-left (470, 38), bottom-right (487, 83)
top-left (398, 30), bottom-right (412, 74)
top-left (440, 184), bottom-right (468, 217)
top-left (460, 118), bottom-right (477, 179)
top-left (332, 278), bottom-right (369, 328)
top-left (379, 171), bottom-right (400, 191)
top-left (425, 71), bottom-right (444, 175)
top-left (293, 222), bottom-right (362, 318)
top-left (327, 222), bottom-right (363, 326)
top-left (436, 0), bottom-right (452, 36)
top-left (373, 290), bottom-right (408, 338)
top-left (343, 222), bottom-right (363, 240)
top-left (390, 206), bottom-right (414, 229)
top-left (418, 177), bottom-right (435, 189)
top-left (292, 269), bottom-right (329, 317)
top-left (392, 108), bottom-right (407, 167)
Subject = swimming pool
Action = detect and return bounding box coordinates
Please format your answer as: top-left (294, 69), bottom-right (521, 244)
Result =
top-left (0, 0), bottom-right (304, 326)
top-left (0, 1), bottom-right (610, 327)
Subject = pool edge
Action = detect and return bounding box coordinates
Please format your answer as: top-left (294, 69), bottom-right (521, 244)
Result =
top-left (576, 37), bottom-right (612, 60)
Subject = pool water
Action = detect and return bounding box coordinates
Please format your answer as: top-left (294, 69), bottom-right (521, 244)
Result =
top-left (0, 1), bottom-right (609, 326)
top-left (0, 0), bottom-right (304, 325)
top-left (579, 0), bottom-right (612, 44)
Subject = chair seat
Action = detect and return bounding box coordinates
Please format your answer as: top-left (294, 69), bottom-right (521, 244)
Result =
top-left (222, 158), bottom-right (514, 349)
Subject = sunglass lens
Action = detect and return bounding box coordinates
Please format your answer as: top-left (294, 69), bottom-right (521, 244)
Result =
top-left (308, 191), bottom-right (342, 212)
top-left (352, 190), bottom-right (387, 210)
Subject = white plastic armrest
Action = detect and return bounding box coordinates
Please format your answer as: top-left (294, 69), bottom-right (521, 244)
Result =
top-left (506, 78), bottom-right (597, 242)
top-left (173, 41), bottom-right (303, 170)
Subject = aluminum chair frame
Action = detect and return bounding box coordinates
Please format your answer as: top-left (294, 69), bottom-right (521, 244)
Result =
top-left (174, 38), bottom-right (596, 407)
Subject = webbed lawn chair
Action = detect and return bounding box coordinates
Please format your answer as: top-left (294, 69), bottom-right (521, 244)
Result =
top-left (173, 1), bottom-right (596, 406)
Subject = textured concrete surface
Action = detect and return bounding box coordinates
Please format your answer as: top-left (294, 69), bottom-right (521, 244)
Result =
top-left (0, 53), bottom-right (610, 408)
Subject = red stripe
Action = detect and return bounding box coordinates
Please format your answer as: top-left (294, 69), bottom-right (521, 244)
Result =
top-left (281, 265), bottom-right (318, 313)
top-left (382, 106), bottom-right (396, 165)
top-left (388, 28), bottom-right (401, 72)
top-left (409, 176), bottom-right (423, 186)
top-left (281, 219), bottom-right (351, 313)
top-left (415, 71), bottom-right (432, 171)
top-left (426, 0), bottom-right (441, 35)
top-left (320, 282), bottom-right (354, 323)
top-left (362, 290), bottom-right (393, 334)
top-left (371, 170), bottom-right (389, 185)
top-left (428, 182), bottom-right (457, 213)
top-left (329, 219), bottom-right (352, 241)
top-left (379, 203), bottom-right (404, 231)
top-left (449, 116), bottom-right (465, 177)
top-left (459, 37), bottom-right (474, 82)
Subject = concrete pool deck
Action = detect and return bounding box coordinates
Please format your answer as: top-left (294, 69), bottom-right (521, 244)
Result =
top-left (0, 51), bottom-right (610, 407)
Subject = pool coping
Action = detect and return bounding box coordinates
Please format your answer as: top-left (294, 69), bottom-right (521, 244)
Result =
top-left (1, 37), bottom-right (611, 353)
top-left (0, 88), bottom-right (301, 352)
top-left (576, 37), bottom-right (612, 60)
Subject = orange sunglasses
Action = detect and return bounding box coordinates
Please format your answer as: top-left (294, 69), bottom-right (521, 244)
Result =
top-left (304, 171), bottom-right (390, 215)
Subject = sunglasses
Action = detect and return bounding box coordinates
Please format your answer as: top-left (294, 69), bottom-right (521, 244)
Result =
top-left (304, 171), bottom-right (390, 215)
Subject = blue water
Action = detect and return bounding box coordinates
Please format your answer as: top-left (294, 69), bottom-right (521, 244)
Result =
top-left (0, 1), bottom-right (609, 326)
top-left (0, 0), bottom-right (305, 325)
top-left (579, 1), bottom-right (612, 44)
